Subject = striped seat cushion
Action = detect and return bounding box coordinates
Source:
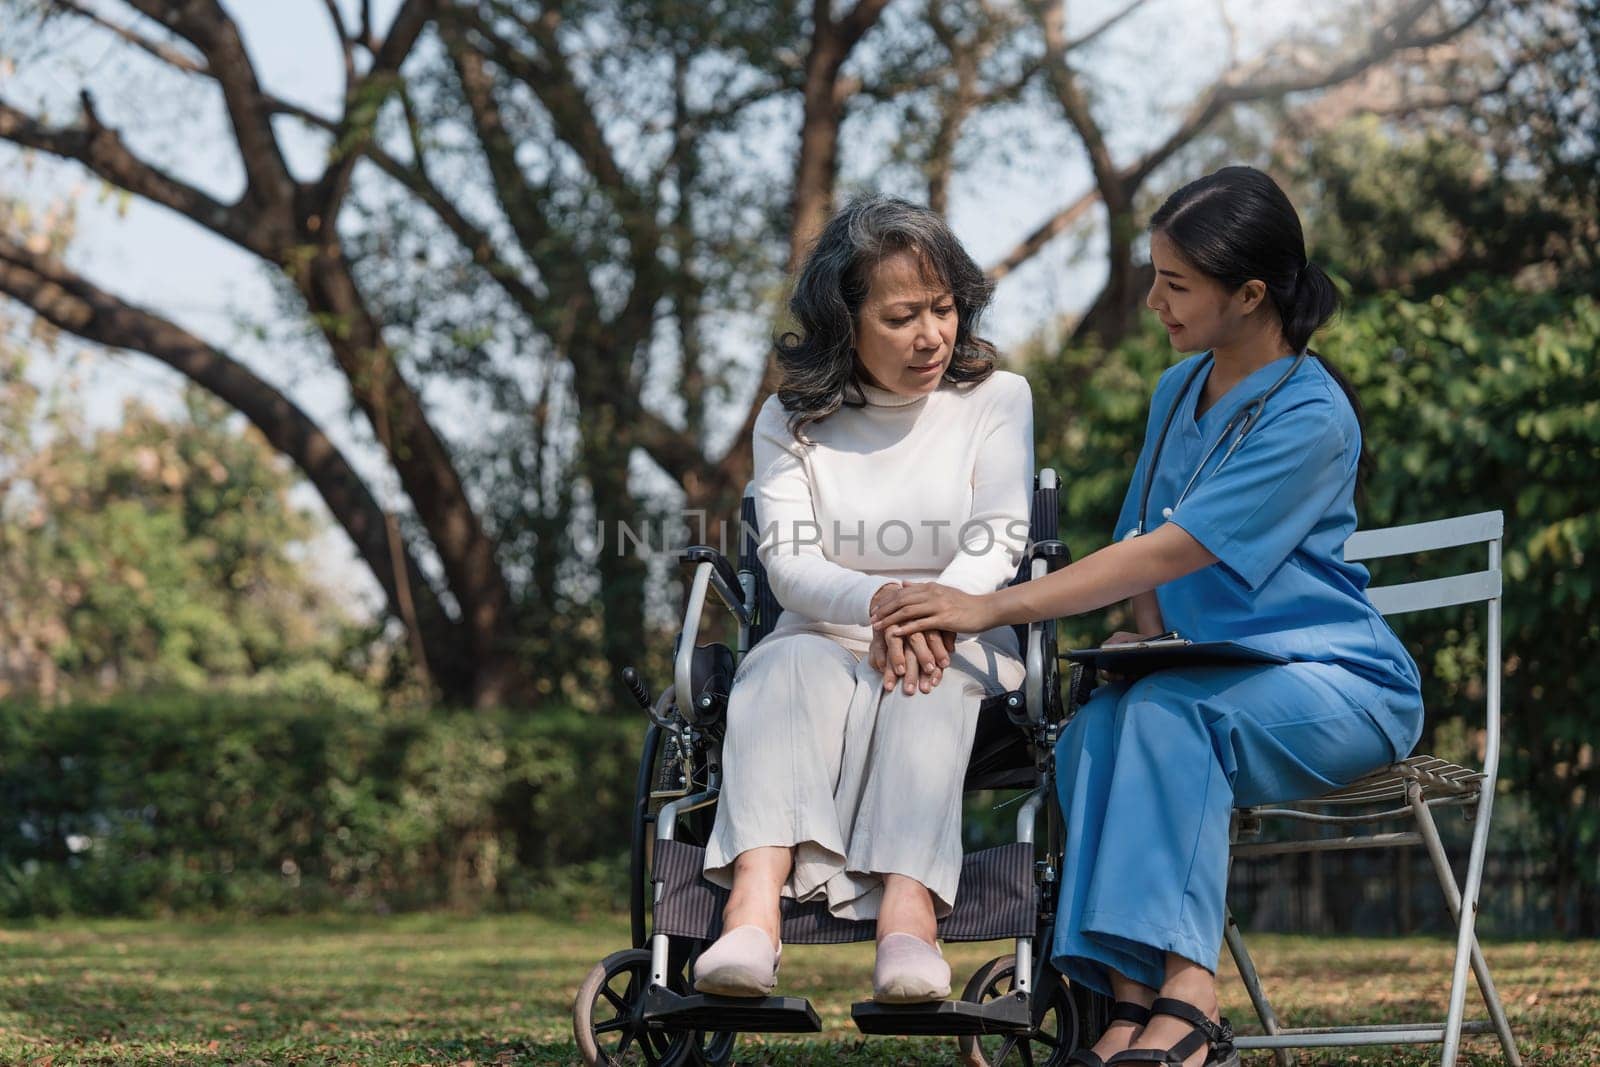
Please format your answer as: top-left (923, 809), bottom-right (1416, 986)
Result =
top-left (651, 839), bottom-right (1037, 945)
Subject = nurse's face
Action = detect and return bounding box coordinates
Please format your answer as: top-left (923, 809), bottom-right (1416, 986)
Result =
top-left (854, 250), bottom-right (957, 398)
top-left (1146, 230), bottom-right (1261, 353)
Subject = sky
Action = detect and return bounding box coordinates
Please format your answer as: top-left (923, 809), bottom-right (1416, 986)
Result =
top-left (0, 0), bottom-right (1310, 612)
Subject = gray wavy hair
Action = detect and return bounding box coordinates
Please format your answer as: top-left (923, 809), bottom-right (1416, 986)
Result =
top-left (775, 195), bottom-right (998, 439)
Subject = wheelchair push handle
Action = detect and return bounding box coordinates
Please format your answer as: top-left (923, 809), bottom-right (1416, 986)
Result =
top-left (621, 667), bottom-right (653, 712)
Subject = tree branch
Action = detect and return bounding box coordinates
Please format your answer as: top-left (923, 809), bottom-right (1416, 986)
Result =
top-left (0, 95), bottom-right (266, 253)
top-left (668, 49), bottom-right (706, 442)
top-left (483, 9), bottom-right (668, 349)
top-left (0, 235), bottom-right (467, 691)
top-left (472, 9), bottom-right (628, 194)
top-left (321, 0), bottom-right (358, 91)
top-left (991, 0), bottom-right (1492, 282)
top-left (836, 0), bottom-right (895, 52)
top-left (444, 8), bottom-right (698, 503)
top-left (120, 0), bottom-right (296, 213)
top-left (1214, 0), bottom-right (1239, 68)
top-left (441, 15), bottom-right (597, 321)
top-left (359, 0), bottom-right (376, 50)
top-left (312, 0), bottom-right (436, 220)
top-left (985, 185), bottom-right (1099, 282)
top-left (1125, 0), bottom-right (1482, 187)
top-left (1035, 0), bottom-right (1121, 199)
top-left (925, 1), bottom-right (979, 217)
top-left (466, 5), bottom-right (662, 279)
top-left (362, 132), bottom-right (548, 324)
top-left (1063, 0), bottom-right (1149, 51)
top-left (684, 75), bottom-right (801, 131)
top-left (47, 0), bottom-right (206, 74)
top-left (45, 2), bottom-right (343, 134)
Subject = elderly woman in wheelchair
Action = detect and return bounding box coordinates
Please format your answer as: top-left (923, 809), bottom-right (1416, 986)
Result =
top-left (688, 194), bottom-right (1036, 1004)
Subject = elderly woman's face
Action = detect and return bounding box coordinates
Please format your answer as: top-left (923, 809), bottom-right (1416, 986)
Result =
top-left (854, 251), bottom-right (957, 397)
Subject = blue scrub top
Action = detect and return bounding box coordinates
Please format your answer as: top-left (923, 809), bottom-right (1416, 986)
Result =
top-left (1114, 352), bottom-right (1423, 755)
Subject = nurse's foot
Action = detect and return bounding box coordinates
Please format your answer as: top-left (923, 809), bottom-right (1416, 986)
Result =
top-left (1075, 1005), bottom-right (1147, 1064)
top-left (1065, 983), bottom-right (1153, 1065)
top-left (1113, 985), bottom-right (1226, 1067)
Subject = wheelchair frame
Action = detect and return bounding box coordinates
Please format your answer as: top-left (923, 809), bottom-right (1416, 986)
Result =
top-left (574, 470), bottom-right (1110, 1066)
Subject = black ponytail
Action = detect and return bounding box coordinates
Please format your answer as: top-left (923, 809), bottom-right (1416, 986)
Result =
top-left (1151, 166), bottom-right (1372, 492)
top-left (1283, 260), bottom-right (1340, 354)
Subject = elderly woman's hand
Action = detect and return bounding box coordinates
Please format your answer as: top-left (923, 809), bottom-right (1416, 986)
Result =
top-left (870, 581), bottom-right (997, 638)
top-left (869, 628), bottom-right (957, 695)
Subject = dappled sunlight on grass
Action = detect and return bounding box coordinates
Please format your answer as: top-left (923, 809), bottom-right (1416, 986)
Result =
top-left (0, 914), bottom-right (1592, 1064)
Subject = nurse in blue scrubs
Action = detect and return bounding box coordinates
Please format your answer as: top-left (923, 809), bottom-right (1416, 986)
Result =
top-left (868, 166), bottom-right (1422, 1067)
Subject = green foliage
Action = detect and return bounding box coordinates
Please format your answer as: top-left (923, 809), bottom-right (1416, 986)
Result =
top-left (1291, 117), bottom-right (1575, 296)
top-left (0, 383), bottom-right (374, 707)
top-left (0, 698), bottom-right (639, 917)
top-left (1025, 273), bottom-right (1600, 931)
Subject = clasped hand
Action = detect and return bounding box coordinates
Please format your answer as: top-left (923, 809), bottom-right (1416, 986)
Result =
top-left (867, 584), bottom-right (957, 695)
top-left (867, 582), bottom-right (995, 695)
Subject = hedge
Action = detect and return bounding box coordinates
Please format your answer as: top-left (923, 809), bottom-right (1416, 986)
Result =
top-left (0, 698), bottom-right (641, 917)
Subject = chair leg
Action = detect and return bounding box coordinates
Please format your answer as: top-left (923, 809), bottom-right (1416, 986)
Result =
top-left (1409, 787), bottom-right (1522, 1066)
top-left (1223, 911), bottom-right (1295, 1067)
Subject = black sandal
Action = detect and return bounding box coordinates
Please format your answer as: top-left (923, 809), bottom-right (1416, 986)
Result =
top-left (1105, 997), bottom-right (1238, 1067)
top-left (1068, 1001), bottom-right (1154, 1067)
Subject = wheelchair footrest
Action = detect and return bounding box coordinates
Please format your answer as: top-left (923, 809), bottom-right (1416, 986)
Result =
top-left (851, 991), bottom-right (1032, 1036)
top-left (642, 986), bottom-right (822, 1033)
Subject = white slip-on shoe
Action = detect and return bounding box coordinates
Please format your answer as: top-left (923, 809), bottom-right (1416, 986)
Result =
top-left (872, 932), bottom-right (951, 1003)
top-left (692, 924), bottom-right (781, 997)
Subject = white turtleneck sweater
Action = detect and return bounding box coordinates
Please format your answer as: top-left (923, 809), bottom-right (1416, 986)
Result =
top-left (753, 370), bottom-right (1035, 653)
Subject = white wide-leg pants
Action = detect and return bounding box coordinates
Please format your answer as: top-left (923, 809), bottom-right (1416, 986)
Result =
top-left (703, 630), bottom-right (1023, 921)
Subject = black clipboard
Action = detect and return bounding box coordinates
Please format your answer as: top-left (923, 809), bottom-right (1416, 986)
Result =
top-left (1063, 635), bottom-right (1288, 676)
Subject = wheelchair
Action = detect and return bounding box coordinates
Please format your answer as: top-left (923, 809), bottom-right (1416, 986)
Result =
top-left (572, 469), bottom-right (1111, 1065)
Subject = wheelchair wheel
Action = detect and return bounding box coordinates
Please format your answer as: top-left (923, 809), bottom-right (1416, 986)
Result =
top-left (957, 954), bottom-right (1085, 1067)
top-left (573, 948), bottom-right (737, 1066)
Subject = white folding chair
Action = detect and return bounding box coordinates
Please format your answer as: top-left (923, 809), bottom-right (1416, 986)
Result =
top-left (1226, 510), bottom-right (1521, 1067)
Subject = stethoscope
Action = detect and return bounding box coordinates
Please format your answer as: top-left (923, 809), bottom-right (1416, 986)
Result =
top-left (1125, 350), bottom-right (1310, 539)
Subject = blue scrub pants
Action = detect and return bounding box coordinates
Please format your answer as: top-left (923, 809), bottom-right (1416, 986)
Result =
top-left (1049, 662), bottom-right (1400, 996)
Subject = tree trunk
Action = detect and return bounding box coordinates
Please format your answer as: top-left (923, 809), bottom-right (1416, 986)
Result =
top-left (788, 19), bottom-right (847, 273)
top-left (578, 405), bottom-right (650, 705)
top-left (1071, 191), bottom-right (1146, 346)
top-left (298, 244), bottom-right (526, 706)
top-left (1072, 257), bottom-right (1153, 349)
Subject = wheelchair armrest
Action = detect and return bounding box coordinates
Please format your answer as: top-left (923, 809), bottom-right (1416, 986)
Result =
top-left (1020, 543), bottom-right (1066, 725)
top-left (682, 546), bottom-right (741, 596)
top-left (1028, 539), bottom-right (1071, 573)
top-left (675, 549), bottom-right (750, 725)
top-left (1024, 621), bottom-right (1048, 726)
top-left (679, 547), bottom-right (749, 622)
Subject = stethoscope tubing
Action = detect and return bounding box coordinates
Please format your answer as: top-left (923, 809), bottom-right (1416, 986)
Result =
top-left (1134, 350), bottom-right (1310, 537)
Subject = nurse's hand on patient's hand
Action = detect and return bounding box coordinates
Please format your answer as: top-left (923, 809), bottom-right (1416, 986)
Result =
top-left (870, 582), bottom-right (992, 638)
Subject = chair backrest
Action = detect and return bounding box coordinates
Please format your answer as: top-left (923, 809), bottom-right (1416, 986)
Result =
top-left (1345, 510), bottom-right (1504, 617)
top-left (1344, 508), bottom-right (1505, 779)
top-left (738, 490), bottom-right (782, 648)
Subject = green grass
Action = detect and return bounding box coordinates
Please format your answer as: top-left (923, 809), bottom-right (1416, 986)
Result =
top-left (0, 912), bottom-right (1593, 1064)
